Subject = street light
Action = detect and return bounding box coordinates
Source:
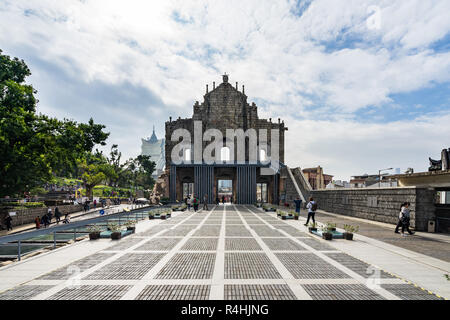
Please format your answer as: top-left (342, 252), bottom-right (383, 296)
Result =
top-left (378, 168), bottom-right (393, 187)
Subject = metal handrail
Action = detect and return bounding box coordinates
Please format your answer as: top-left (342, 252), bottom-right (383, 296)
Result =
top-left (0, 205), bottom-right (164, 245)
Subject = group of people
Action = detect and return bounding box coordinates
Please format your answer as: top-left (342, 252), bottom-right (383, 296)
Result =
top-left (292, 196), bottom-right (416, 236)
top-left (395, 202), bottom-right (415, 236)
top-left (184, 195), bottom-right (200, 211)
top-left (34, 207), bottom-right (70, 229)
top-left (292, 196), bottom-right (318, 226)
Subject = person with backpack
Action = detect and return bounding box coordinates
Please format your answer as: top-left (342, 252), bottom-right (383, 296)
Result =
top-left (304, 197), bottom-right (317, 226)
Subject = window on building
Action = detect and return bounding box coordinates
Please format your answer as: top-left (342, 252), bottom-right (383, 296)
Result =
top-left (184, 148), bottom-right (191, 162)
top-left (221, 146), bottom-right (230, 161)
top-left (259, 149), bottom-right (266, 162)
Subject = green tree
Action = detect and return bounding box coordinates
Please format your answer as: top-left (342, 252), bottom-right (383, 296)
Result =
top-left (0, 49), bottom-right (109, 197)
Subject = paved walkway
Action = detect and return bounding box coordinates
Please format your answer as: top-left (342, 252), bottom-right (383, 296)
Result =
top-left (312, 210), bottom-right (450, 263)
top-left (0, 205), bottom-right (448, 300)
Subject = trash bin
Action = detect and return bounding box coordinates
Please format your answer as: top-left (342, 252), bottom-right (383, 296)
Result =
top-left (428, 220), bottom-right (435, 233)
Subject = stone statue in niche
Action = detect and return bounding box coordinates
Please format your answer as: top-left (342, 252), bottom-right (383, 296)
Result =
top-left (429, 148), bottom-right (450, 171)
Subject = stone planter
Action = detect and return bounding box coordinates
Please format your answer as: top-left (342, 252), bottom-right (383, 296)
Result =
top-left (127, 227), bottom-right (136, 233)
top-left (344, 232), bottom-right (353, 240)
top-left (89, 232), bottom-right (100, 240)
top-left (294, 216), bottom-right (299, 220)
top-left (161, 215), bottom-right (166, 220)
top-left (281, 216), bottom-right (287, 220)
top-left (322, 232), bottom-right (332, 240)
top-left (111, 232), bottom-right (122, 240)
top-left (149, 215), bottom-right (155, 220)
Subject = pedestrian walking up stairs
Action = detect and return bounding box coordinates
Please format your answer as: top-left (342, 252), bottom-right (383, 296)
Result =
top-left (285, 166), bottom-right (312, 203)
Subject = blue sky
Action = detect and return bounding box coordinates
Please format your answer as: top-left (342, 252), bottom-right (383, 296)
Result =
top-left (0, 0), bottom-right (449, 180)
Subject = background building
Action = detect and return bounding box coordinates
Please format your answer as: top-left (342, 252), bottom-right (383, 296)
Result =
top-left (302, 166), bottom-right (333, 190)
top-left (141, 126), bottom-right (165, 180)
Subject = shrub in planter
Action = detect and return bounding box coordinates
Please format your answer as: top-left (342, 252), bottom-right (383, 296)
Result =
top-left (288, 210), bottom-right (299, 220)
top-left (308, 222), bottom-right (318, 232)
top-left (108, 222), bottom-right (122, 240)
top-left (321, 222), bottom-right (335, 240)
top-left (343, 224), bottom-right (359, 240)
top-left (87, 225), bottom-right (102, 240)
top-left (111, 232), bottom-right (122, 240)
top-left (125, 220), bottom-right (136, 232)
top-left (149, 212), bottom-right (155, 220)
top-left (322, 232), bottom-right (333, 240)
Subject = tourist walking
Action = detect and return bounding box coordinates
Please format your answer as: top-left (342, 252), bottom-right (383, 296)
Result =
top-left (187, 195), bottom-right (192, 211)
top-left (395, 202), bottom-right (407, 234)
top-left (399, 202), bottom-right (415, 236)
top-left (54, 206), bottom-right (61, 224)
top-left (293, 196), bottom-right (302, 216)
top-left (193, 196), bottom-right (199, 212)
top-left (35, 216), bottom-right (41, 229)
top-left (93, 199), bottom-right (97, 208)
top-left (5, 214), bottom-right (13, 231)
top-left (47, 207), bottom-right (53, 225)
top-left (42, 215), bottom-right (49, 228)
top-left (304, 197), bottom-right (317, 226)
top-left (222, 195), bottom-right (225, 204)
top-left (203, 194), bottom-right (209, 210)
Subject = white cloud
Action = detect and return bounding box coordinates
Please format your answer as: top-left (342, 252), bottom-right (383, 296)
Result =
top-left (0, 0), bottom-right (449, 178)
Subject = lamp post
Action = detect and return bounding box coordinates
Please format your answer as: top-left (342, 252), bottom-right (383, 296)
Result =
top-left (378, 168), bottom-right (393, 187)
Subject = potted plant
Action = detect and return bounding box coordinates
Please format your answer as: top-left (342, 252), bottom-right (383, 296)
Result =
top-left (293, 211), bottom-right (299, 220)
top-left (343, 224), bottom-right (359, 240)
top-left (308, 222), bottom-right (318, 233)
top-left (125, 220), bottom-right (136, 233)
top-left (321, 223), bottom-right (334, 240)
top-left (149, 212), bottom-right (155, 220)
top-left (327, 222), bottom-right (337, 232)
top-left (108, 222), bottom-right (122, 240)
top-left (276, 209), bottom-right (281, 217)
top-left (87, 225), bottom-right (101, 240)
top-left (160, 213), bottom-right (167, 220)
top-left (281, 211), bottom-right (287, 220)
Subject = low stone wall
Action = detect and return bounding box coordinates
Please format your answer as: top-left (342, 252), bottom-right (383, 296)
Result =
top-left (310, 187), bottom-right (436, 231)
top-left (1, 204), bottom-right (83, 227)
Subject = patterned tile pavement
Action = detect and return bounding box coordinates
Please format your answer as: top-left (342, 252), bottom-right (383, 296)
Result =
top-left (0, 205), bottom-right (445, 300)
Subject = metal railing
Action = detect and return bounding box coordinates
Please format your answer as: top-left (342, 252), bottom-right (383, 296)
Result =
top-left (0, 204), bottom-right (169, 261)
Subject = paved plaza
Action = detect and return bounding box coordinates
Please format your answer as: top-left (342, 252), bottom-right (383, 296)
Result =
top-left (0, 205), bottom-right (448, 300)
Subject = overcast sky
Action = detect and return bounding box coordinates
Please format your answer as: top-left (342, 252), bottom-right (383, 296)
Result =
top-left (1, 0), bottom-right (449, 180)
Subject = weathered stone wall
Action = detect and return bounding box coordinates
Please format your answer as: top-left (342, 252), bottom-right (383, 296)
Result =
top-left (165, 75), bottom-right (287, 170)
top-left (310, 187), bottom-right (436, 231)
top-left (1, 205), bottom-right (83, 228)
